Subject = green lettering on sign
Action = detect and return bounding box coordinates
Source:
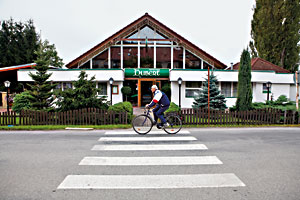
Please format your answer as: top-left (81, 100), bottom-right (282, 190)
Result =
top-left (125, 68), bottom-right (169, 78)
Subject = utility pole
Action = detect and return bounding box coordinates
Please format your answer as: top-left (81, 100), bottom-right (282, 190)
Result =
top-left (296, 70), bottom-right (299, 110)
top-left (207, 67), bottom-right (210, 125)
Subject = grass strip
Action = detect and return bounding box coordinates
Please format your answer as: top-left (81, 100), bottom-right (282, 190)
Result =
top-left (0, 124), bottom-right (299, 130)
top-left (0, 124), bottom-right (131, 130)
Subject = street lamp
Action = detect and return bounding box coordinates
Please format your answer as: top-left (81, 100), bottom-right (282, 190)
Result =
top-left (109, 77), bottom-right (114, 105)
top-left (177, 77), bottom-right (182, 109)
top-left (4, 80), bottom-right (11, 113)
top-left (266, 81), bottom-right (272, 101)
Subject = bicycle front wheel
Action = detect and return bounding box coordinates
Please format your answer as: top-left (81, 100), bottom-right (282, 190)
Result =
top-left (163, 115), bottom-right (182, 134)
top-left (132, 114), bottom-right (153, 135)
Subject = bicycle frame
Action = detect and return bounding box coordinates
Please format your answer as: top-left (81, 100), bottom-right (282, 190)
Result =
top-left (142, 109), bottom-right (154, 126)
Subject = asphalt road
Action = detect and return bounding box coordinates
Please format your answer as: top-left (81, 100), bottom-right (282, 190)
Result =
top-left (0, 127), bottom-right (299, 200)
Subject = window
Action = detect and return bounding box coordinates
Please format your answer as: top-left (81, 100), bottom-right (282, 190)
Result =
top-left (112, 85), bottom-right (119, 94)
top-left (203, 62), bottom-right (212, 69)
top-left (92, 50), bottom-right (108, 69)
top-left (63, 83), bottom-right (72, 90)
top-left (79, 60), bottom-right (90, 69)
top-left (140, 47), bottom-right (154, 68)
top-left (123, 47), bottom-right (138, 68)
top-left (185, 51), bottom-right (202, 69)
top-left (111, 47), bottom-right (121, 68)
top-left (262, 83), bottom-right (271, 93)
top-left (156, 47), bottom-right (171, 68)
top-left (221, 82), bottom-right (231, 97)
top-left (173, 47), bottom-right (183, 69)
top-left (54, 82), bottom-right (62, 92)
top-left (98, 82), bottom-right (107, 95)
top-left (186, 81), bottom-right (202, 88)
top-left (185, 81), bottom-right (202, 98)
top-left (232, 82), bottom-right (237, 97)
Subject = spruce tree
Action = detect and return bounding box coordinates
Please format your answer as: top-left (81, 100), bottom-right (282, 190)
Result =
top-left (193, 73), bottom-right (227, 110)
top-left (55, 71), bottom-right (108, 111)
top-left (251, 0), bottom-right (300, 72)
top-left (27, 41), bottom-right (57, 111)
top-left (0, 18), bottom-right (39, 67)
top-left (236, 49), bottom-right (253, 111)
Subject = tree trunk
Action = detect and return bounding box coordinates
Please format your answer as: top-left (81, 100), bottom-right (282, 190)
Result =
top-left (280, 48), bottom-right (285, 68)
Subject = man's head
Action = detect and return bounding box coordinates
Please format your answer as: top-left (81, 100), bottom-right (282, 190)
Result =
top-left (151, 85), bottom-right (158, 93)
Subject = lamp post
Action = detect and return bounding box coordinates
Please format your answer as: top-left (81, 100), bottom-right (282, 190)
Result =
top-left (266, 81), bottom-right (272, 101)
top-left (4, 80), bottom-right (11, 113)
top-left (109, 77), bottom-right (114, 105)
top-left (177, 77), bottom-right (182, 109)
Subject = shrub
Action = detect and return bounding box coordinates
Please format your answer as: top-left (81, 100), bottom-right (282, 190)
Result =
top-left (121, 86), bottom-right (132, 101)
top-left (12, 91), bottom-right (32, 113)
top-left (108, 101), bottom-right (133, 123)
top-left (166, 102), bottom-right (180, 113)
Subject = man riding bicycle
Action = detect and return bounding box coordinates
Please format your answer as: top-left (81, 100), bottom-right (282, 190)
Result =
top-left (146, 85), bottom-right (170, 128)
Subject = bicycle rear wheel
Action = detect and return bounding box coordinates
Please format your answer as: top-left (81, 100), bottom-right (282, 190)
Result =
top-left (163, 115), bottom-right (182, 134)
top-left (132, 114), bottom-right (153, 135)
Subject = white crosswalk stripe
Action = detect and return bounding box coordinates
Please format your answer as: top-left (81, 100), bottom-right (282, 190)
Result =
top-left (79, 156), bottom-right (223, 166)
top-left (57, 129), bottom-right (246, 190)
top-left (58, 174), bottom-right (245, 189)
top-left (92, 143), bottom-right (208, 151)
top-left (104, 130), bottom-right (190, 135)
top-left (99, 136), bottom-right (197, 142)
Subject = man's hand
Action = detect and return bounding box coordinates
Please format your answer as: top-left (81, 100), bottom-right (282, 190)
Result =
top-left (145, 104), bottom-right (150, 109)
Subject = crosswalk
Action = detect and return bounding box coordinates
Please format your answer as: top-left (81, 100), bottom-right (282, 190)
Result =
top-left (57, 129), bottom-right (245, 190)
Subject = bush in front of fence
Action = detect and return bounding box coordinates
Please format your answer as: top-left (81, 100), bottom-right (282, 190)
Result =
top-left (165, 102), bottom-right (180, 113)
top-left (108, 101), bottom-right (133, 123)
top-left (12, 91), bottom-right (32, 113)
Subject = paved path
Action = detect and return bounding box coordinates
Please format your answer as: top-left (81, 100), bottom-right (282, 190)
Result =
top-left (1, 127), bottom-right (300, 200)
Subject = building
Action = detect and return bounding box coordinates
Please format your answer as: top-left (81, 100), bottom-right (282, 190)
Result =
top-left (17, 13), bottom-right (297, 108)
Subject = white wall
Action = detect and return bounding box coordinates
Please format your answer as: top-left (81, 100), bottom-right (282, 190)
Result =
top-left (108, 81), bottom-right (123, 105)
top-left (254, 83), bottom-right (291, 102)
top-left (18, 69), bottom-right (124, 82)
top-left (170, 70), bottom-right (294, 83)
top-left (289, 85), bottom-right (296, 101)
top-left (170, 70), bottom-right (296, 108)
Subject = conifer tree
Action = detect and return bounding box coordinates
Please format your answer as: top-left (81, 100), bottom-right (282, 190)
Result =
top-left (27, 40), bottom-right (57, 111)
top-left (236, 49), bottom-right (253, 111)
top-left (193, 73), bottom-right (227, 110)
top-left (251, 0), bottom-right (300, 72)
top-left (0, 18), bottom-right (39, 67)
top-left (55, 71), bottom-right (108, 111)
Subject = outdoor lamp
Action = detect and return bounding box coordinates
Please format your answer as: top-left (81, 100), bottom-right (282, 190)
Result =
top-left (266, 81), bottom-right (272, 101)
top-left (109, 77), bottom-right (114, 105)
top-left (178, 77), bottom-right (182, 85)
top-left (4, 80), bottom-right (11, 113)
top-left (178, 77), bottom-right (182, 109)
top-left (109, 77), bottom-right (114, 85)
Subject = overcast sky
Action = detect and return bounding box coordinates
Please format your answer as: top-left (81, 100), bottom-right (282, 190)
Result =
top-left (0, 0), bottom-right (256, 67)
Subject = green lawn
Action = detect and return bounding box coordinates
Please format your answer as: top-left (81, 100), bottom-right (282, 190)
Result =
top-left (0, 124), bottom-right (132, 130)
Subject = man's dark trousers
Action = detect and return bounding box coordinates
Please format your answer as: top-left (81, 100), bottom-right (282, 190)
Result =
top-left (153, 105), bottom-right (169, 124)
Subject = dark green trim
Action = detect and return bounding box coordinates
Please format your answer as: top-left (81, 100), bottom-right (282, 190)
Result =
top-left (263, 91), bottom-right (271, 93)
top-left (19, 68), bottom-right (123, 71)
top-left (171, 69), bottom-right (293, 74)
top-left (185, 96), bottom-right (196, 98)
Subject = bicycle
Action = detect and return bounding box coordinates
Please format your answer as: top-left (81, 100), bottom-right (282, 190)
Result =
top-left (132, 108), bottom-right (182, 135)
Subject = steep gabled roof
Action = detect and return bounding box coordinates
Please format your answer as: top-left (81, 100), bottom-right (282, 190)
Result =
top-left (66, 13), bottom-right (227, 69)
top-left (233, 57), bottom-right (291, 73)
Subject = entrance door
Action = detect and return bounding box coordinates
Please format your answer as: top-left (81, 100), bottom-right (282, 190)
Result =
top-left (140, 81), bottom-right (153, 106)
top-left (137, 79), bottom-right (166, 107)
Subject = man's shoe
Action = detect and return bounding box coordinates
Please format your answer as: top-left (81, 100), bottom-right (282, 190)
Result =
top-left (156, 123), bottom-right (162, 129)
top-left (163, 122), bottom-right (170, 128)
top-left (153, 121), bottom-right (157, 126)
